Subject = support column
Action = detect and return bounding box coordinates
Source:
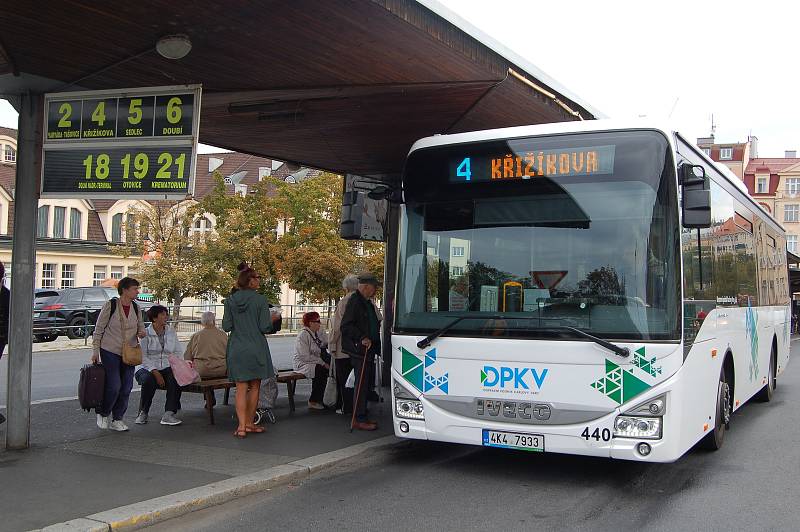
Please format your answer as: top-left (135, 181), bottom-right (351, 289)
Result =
top-left (381, 200), bottom-right (400, 385)
top-left (6, 92), bottom-right (42, 450)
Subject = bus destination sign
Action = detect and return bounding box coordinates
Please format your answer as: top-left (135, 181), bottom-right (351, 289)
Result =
top-left (449, 145), bottom-right (615, 183)
top-left (42, 85), bottom-right (201, 199)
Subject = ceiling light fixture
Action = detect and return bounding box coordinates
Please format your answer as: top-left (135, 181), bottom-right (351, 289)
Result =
top-left (156, 34), bottom-right (192, 60)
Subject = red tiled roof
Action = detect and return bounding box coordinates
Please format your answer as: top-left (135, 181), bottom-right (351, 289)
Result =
top-left (0, 162), bottom-right (14, 197)
top-left (87, 209), bottom-right (106, 242)
top-left (0, 126), bottom-right (17, 139)
top-left (745, 158), bottom-right (800, 174)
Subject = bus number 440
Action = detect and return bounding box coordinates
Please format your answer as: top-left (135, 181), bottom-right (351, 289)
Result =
top-left (581, 427), bottom-right (611, 442)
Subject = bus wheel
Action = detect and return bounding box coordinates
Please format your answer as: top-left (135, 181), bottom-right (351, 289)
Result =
top-left (701, 367), bottom-right (731, 450)
top-left (755, 345), bottom-right (777, 402)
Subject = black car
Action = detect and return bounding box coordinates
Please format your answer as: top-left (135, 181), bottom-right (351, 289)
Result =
top-left (33, 286), bottom-right (153, 341)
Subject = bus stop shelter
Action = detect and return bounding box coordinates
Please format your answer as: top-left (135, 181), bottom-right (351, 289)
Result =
top-left (0, 0), bottom-right (599, 448)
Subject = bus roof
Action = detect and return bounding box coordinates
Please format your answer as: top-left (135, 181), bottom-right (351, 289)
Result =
top-left (407, 119), bottom-right (783, 233)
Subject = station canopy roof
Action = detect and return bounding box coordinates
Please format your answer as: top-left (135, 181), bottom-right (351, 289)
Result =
top-left (0, 0), bottom-right (601, 181)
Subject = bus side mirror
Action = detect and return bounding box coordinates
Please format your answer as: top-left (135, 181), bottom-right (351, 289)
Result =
top-left (680, 163), bottom-right (711, 228)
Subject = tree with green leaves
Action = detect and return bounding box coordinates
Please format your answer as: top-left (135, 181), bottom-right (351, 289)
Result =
top-left (111, 200), bottom-right (218, 319)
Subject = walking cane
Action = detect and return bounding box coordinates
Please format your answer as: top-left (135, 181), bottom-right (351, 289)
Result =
top-left (350, 344), bottom-right (370, 432)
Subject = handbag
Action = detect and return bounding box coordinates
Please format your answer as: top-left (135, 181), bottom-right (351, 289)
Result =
top-left (169, 355), bottom-right (200, 386)
top-left (323, 357), bottom-right (338, 407)
top-left (118, 302), bottom-right (142, 366)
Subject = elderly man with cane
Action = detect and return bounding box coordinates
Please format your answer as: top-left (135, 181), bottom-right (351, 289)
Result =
top-left (340, 272), bottom-right (382, 431)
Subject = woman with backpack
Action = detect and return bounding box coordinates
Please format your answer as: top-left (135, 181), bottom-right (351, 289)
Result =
top-left (91, 277), bottom-right (146, 432)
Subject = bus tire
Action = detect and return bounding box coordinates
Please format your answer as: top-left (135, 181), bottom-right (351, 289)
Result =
top-left (755, 344), bottom-right (777, 403)
top-left (701, 366), bottom-right (731, 450)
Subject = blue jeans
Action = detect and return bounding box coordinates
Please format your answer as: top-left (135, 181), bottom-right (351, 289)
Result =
top-left (98, 348), bottom-right (134, 420)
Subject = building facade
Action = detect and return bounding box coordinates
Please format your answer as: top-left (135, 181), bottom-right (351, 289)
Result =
top-left (0, 127), bottom-right (320, 310)
top-left (743, 155), bottom-right (800, 253)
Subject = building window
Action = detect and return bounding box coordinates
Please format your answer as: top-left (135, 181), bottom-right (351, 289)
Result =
top-left (111, 213), bottom-right (123, 242)
top-left (37, 206), bottom-right (49, 237)
top-left (720, 148), bottom-right (733, 160)
top-left (788, 235), bottom-right (798, 253)
top-left (702, 148), bottom-right (711, 156)
top-left (192, 216), bottom-right (214, 235)
top-left (452, 246), bottom-right (465, 257)
top-left (787, 178), bottom-right (800, 196)
top-left (451, 266), bottom-right (464, 276)
top-left (41, 263), bottom-right (56, 289)
top-left (61, 264), bottom-right (76, 288)
top-left (69, 208), bottom-right (82, 239)
top-left (93, 265), bottom-right (107, 286)
top-left (4, 145), bottom-right (15, 163)
top-left (756, 176), bottom-right (769, 194)
top-left (53, 206), bottom-right (66, 238)
top-left (111, 266), bottom-right (124, 280)
top-left (785, 204), bottom-right (799, 222)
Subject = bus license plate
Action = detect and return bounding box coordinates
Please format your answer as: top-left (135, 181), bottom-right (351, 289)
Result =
top-left (482, 429), bottom-right (544, 452)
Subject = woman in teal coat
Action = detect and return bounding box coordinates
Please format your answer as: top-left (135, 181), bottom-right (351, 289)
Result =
top-left (223, 265), bottom-right (275, 438)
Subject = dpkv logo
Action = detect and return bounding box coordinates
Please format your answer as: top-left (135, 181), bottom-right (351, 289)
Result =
top-left (481, 366), bottom-right (549, 390)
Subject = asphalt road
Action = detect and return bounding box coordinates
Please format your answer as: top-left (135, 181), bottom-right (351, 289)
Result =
top-left (0, 336), bottom-right (298, 406)
top-left (146, 340), bottom-right (800, 532)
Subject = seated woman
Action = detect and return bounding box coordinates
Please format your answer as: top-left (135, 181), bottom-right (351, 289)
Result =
top-left (292, 311), bottom-right (330, 410)
top-left (134, 305), bottom-right (186, 426)
top-left (185, 311), bottom-right (227, 378)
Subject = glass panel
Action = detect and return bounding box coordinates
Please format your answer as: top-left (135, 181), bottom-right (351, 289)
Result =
top-left (69, 209), bottom-right (82, 239)
top-left (53, 207), bottom-right (66, 238)
top-left (37, 206), bottom-right (49, 238)
top-left (111, 214), bottom-right (122, 242)
top-left (397, 130), bottom-right (680, 341)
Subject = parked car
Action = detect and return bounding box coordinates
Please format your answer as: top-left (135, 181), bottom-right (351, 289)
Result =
top-left (33, 286), bottom-right (153, 341)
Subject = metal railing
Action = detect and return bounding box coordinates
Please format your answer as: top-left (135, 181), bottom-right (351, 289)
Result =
top-left (32, 303), bottom-right (344, 344)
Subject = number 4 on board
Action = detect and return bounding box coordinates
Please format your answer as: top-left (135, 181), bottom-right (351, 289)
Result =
top-left (457, 157), bottom-right (471, 181)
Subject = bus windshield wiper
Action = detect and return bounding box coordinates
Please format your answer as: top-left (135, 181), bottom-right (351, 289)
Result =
top-left (541, 326), bottom-right (630, 358)
top-left (416, 315), bottom-right (505, 349)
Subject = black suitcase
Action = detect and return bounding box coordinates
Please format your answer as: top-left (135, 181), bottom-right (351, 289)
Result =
top-left (78, 363), bottom-right (105, 412)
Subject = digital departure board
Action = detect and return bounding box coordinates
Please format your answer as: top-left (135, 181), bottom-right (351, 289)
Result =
top-left (449, 145), bottom-right (615, 183)
top-left (41, 85), bottom-right (201, 199)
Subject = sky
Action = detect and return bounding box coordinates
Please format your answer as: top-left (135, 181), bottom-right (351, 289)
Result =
top-left (1, 0), bottom-right (797, 157)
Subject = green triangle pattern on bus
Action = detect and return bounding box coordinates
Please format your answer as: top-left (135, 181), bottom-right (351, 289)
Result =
top-left (590, 358), bottom-right (651, 405)
top-left (632, 346), bottom-right (662, 378)
top-left (400, 346), bottom-right (424, 392)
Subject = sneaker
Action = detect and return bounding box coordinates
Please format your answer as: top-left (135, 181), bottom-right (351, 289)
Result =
top-left (134, 411), bottom-right (148, 425)
top-left (335, 408), bottom-right (344, 415)
top-left (308, 401), bottom-right (325, 410)
top-left (96, 414), bottom-right (110, 429)
top-left (160, 412), bottom-right (182, 426)
top-left (109, 419), bottom-right (129, 432)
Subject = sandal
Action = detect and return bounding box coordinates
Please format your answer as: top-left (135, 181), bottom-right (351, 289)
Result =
top-left (245, 424), bottom-right (265, 433)
top-left (233, 428), bottom-right (247, 438)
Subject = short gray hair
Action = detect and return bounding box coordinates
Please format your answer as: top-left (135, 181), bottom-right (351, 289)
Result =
top-left (200, 311), bottom-right (216, 326)
top-left (342, 274), bottom-right (359, 291)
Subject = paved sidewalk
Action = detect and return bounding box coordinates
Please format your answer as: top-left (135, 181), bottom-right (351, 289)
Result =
top-left (0, 379), bottom-right (395, 531)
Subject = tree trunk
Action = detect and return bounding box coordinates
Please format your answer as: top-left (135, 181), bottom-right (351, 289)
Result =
top-left (172, 293), bottom-right (184, 321)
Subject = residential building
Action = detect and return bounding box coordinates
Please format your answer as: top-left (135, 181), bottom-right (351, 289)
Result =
top-left (0, 127), bottom-right (322, 311)
top-left (696, 134), bottom-right (758, 181)
top-left (743, 154), bottom-right (800, 253)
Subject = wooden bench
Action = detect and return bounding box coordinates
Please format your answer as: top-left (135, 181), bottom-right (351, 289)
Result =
top-left (182, 378), bottom-right (233, 425)
top-left (276, 370), bottom-right (307, 413)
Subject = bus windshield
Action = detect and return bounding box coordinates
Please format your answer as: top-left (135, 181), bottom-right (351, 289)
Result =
top-left (395, 130), bottom-right (681, 341)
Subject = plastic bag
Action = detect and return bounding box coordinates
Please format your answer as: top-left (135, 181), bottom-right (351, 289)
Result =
top-left (345, 368), bottom-right (355, 389)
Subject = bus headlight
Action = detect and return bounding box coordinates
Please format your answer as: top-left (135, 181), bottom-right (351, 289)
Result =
top-left (613, 416), bottom-right (661, 439)
top-left (396, 399), bottom-right (424, 420)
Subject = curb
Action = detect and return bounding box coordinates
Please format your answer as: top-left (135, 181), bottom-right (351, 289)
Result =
top-left (36, 434), bottom-right (399, 531)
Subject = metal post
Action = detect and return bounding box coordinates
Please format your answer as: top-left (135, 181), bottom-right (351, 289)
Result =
top-left (381, 200), bottom-right (400, 385)
top-left (6, 92), bottom-right (42, 450)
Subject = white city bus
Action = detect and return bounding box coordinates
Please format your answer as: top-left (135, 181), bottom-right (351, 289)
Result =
top-left (390, 120), bottom-right (790, 462)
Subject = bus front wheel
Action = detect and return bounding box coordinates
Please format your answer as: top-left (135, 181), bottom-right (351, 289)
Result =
top-left (701, 366), bottom-right (731, 451)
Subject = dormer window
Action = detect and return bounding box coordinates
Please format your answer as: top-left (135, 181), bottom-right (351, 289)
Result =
top-left (720, 147), bottom-right (733, 160)
top-left (756, 176), bottom-right (769, 194)
top-left (4, 145), bottom-right (15, 163)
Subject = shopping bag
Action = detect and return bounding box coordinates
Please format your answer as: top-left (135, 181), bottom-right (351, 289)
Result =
top-left (323, 358), bottom-right (338, 407)
top-left (169, 355), bottom-right (200, 386)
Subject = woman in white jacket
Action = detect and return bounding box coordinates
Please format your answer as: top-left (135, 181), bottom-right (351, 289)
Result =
top-left (292, 311), bottom-right (330, 410)
top-left (134, 305), bottom-right (185, 426)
